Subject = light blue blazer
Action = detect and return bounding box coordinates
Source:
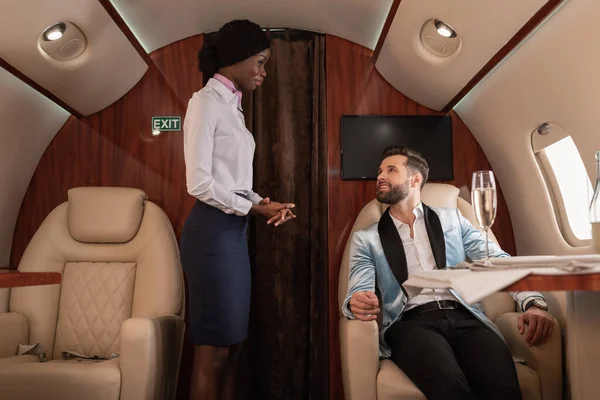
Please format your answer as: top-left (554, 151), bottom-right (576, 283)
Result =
top-left (342, 203), bottom-right (543, 358)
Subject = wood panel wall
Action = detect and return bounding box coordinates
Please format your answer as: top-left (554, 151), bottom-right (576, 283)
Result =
top-left (325, 35), bottom-right (516, 400)
top-left (9, 33), bottom-right (515, 400)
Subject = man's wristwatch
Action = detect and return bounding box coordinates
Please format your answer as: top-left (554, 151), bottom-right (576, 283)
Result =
top-left (524, 298), bottom-right (548, 312)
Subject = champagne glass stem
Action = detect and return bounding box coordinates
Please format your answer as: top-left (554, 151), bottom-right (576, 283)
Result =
top-left (485, 228), bottom-right (490, 262)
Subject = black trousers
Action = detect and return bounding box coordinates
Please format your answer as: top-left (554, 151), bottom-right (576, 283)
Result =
top-left (384, 305), bottom-right (522, 400)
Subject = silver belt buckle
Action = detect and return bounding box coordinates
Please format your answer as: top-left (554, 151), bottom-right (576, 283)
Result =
top-left (437, 300), bottom-right (454, 310)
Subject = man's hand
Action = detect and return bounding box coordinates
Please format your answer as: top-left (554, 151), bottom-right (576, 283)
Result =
top-left (349, 291), bottom-right (380, 321)
top-left (518, 307), bottom-right (555, 347)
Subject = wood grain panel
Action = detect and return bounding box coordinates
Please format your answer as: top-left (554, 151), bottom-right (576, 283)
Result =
top-left (326, 34), bottom-right (516, 400)
top-left (0, 271), bottom-right (61, 288)
top-left (442, 0), bottom-right (564, 112)
top-left (150, 35), bottom-right (205, 106)
top-left (505, 273), bottom-right (600, 292)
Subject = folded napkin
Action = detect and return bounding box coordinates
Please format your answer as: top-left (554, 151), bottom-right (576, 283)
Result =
top-left (17, 343), bottom-right (46, 362)
top-left (403, 269), bottom-right (531, 304)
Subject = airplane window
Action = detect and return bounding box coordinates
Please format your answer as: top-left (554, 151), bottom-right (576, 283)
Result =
top-left (542, 136), bottom-right (592, 242)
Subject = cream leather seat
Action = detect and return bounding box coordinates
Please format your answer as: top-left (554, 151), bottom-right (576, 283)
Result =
top-left (338, 183), bottom-right (563, 400)
top-left (0, 187), bottom-right (185, 400)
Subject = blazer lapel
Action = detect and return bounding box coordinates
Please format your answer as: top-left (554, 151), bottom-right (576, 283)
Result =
top-left (422, 203), bottom-right (447, 269)
top-left (378, 208), bottom-right (409, 294)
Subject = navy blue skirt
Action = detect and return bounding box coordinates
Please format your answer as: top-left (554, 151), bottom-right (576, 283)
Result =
top-left (180, 200), bottom-right (250, 346)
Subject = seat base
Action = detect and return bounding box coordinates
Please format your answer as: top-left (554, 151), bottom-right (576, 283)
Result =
top-left (377, 359), bottom-right (541, 400)
top-left (0, 356), bottom-right (121, 400)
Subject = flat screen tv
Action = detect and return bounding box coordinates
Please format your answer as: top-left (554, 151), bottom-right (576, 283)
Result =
top-left (341, 115), bottom-right (453, 180)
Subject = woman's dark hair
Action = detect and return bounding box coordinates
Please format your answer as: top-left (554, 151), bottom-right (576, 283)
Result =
top-left (198, 19), bottom-right (270, 79)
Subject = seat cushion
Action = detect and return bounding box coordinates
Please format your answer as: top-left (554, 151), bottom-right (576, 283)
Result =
top-left (0, 354), bottom-right (39, 367)
top-left (377, 359), bottom-right (426, 400)
top-left (516, 362), bottom-right (542, 400)
top-left (377, 359), bottom-right (541, 400)
top-left (0, 357), bottom-right (121, 400)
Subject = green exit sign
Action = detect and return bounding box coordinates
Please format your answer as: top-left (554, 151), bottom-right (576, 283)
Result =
top-left (152, 116), bottom-right (181, 131)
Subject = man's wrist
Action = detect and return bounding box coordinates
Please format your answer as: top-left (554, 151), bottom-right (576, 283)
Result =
top-left (524, 298), bottom-right (548, 312)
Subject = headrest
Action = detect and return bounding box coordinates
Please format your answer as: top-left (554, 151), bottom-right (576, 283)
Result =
top-left (67, 187), bottom-right (147, 243)
top-left (421, 183), bottom-right (460, 208)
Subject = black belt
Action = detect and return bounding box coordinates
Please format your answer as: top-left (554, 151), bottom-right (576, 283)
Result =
top-left (401, 300), bottom-right (462, 320)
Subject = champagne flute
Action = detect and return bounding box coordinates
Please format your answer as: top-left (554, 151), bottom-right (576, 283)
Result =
top-left (471, 171), bottom-right (497, 264)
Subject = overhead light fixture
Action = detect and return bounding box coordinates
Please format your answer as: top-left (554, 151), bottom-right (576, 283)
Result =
top-left (38, 22), bottom-right (87, 61)
top-left (420, 19), bottom-right (461, 58)
top-left (151, 129), bottom-right (161, 136)
top-left (434, 20), bottom-right (457, 38)
top-left (42, 22), bottom-right (66, 41)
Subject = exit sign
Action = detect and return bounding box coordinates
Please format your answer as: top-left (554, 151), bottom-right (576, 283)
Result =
top-left (152, 116), bottom-right (181, 131)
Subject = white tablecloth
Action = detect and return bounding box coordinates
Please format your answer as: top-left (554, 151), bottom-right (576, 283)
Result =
top-left (402, 255), bottom-right (600, 304)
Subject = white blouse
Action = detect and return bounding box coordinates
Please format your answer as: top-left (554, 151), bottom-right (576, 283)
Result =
top-left (183, 78), bottom-right (262, 216)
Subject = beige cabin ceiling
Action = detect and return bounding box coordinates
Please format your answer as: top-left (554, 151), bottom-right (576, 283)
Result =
top-left (0, 0), bottom-right (558, 117)
top-left (110, 0), bottom-right (394, 52)
top-left (0, 0), bottom-right (148, 117)
top-left (374, 0), bottom-right (548, 111)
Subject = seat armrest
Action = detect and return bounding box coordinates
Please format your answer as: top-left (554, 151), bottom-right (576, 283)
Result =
top-left (120, 315), bottom-right (185, 400)
top-left (495, 312), bottom-right (562, 400)
top-left (0, 312), bottom-right (28, 358)
top-left (339, 318), bottom-right (379, 400)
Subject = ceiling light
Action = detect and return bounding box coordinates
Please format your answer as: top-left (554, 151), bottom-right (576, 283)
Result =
top-left (152, 130), bottom-right (161, 136)
top-left (38, 22), bottom-right (87, 61)
top-left (420, 19), bottom-right (461, 58)
top-left (434, 20), bottom-right (456, 38)
top-left (42, 23), bottom-right (66, 41)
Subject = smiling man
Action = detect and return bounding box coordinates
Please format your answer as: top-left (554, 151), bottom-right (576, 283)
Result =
top-left (343, 146), bottom-right (554, 400)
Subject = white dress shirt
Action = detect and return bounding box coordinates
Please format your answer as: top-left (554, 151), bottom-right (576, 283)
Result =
top-left (183, 78), bottom-right (263, 216)
top-left (389, 203), bottom-right (457, 311)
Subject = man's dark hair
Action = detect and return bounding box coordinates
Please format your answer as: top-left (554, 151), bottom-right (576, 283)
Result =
top-left (381, 146), bottom-right (429, 189)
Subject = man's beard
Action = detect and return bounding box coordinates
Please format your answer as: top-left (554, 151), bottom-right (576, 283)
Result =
top-left (376, 180), bottom-right (410, 204)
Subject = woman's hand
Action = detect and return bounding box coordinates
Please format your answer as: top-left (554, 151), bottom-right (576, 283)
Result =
top-left (267, 208), bottom-right (296, 226)
top-left (251, 200), bottom-right (295, 223)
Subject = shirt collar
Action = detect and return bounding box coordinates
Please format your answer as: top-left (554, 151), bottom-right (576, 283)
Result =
top-left (389, 202), bottom-right (424, 229)
top-left (212, 73), bottom-right (243, 109)
top-left (206, 77), bottom-right (239, 106)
